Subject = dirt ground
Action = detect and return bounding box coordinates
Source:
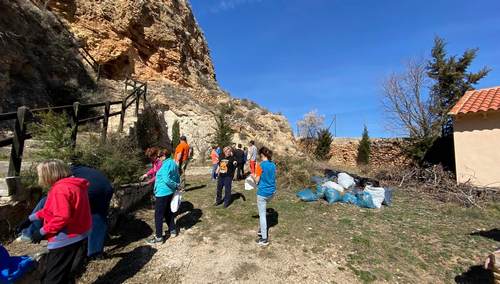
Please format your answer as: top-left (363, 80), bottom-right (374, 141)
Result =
top-left (4, 174), bottom-right (500, 283)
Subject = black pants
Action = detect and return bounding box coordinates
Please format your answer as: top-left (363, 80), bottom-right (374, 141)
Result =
top-left (236, 163), bottom-right (244, 180)
top-left (155, 195), bottom-right (176, 238)
top-left (216, 175), bottom-right (232, 207)
top-left (42, 240), bottom-right (86, 284)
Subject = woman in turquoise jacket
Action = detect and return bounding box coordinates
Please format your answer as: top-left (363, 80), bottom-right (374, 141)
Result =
top-left (147, 150), bottom-right (180, 244)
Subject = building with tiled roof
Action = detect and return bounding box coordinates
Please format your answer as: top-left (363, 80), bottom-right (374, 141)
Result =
top-left (449, 86), bottom-right (500, 188)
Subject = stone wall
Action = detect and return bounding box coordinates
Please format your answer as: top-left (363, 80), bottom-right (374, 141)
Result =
top-left (329, 138), bottom-right (410, 169)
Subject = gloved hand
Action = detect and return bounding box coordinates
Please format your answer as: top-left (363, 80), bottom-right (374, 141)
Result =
top-left (15, 218), bottom-right (32, 234)
top-left (31, 230), bottom-right (44, 244)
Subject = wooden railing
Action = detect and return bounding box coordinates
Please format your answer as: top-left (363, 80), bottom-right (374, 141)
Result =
top-left (0, 78), bottom-right (147, 196)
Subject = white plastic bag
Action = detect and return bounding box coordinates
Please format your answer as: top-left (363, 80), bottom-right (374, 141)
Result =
top-left (170, 190), bottom-right (182, 213)
top-left (364, 186), bottom-right (385, 209)
top-left (321, 181), bottom-right (344, 193)
top-left (338, 173), bottom-right (355, 189)
top-left (245, 176), bottom-right (257, 191)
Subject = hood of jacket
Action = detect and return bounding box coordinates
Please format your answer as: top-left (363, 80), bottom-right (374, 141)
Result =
top-left (52, 177), bottom-right (89, 191)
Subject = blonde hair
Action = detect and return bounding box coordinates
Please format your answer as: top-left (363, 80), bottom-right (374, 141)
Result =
top-left (37, 159), bottom-right (71, 188)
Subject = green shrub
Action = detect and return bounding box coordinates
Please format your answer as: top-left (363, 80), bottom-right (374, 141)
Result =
top-left (75, 133), bottom-right (145, 186)
top-left (26, 111), bottom-right (147, 187)
top-left (172, 120), bottom-right (180, 149)
top-left (211, 107), bottom-right (234, 148)
top-left (357, 126), bottom-right (371, 165)
top-left (30, 110), bottom-right (74, 163)
top-left (136, 105), bottom-right (164, 150)
top-left (314, 128), bottom-right (333, 160)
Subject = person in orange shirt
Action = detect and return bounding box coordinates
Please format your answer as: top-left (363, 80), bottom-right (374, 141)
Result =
top-left (210, 145), bottom-right (219, 180)
top-left (174, 135), bottom-right (191, 189)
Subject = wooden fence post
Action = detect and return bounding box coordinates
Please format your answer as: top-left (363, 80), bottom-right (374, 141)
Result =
top-left (101, 101), bottom-right (110, 143)
top-left (70, 102), bottom-right (80, 149)
top-left (7, 107), bottom-right (28, 178)
top-left (118, 99), bottom-right (126, 132)
top-left (143, 84), bottom-right (148, 109)
top-left (135, 90), bottom-right (140, 117)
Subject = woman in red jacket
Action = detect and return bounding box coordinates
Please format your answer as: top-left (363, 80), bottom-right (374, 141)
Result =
top-left (18, 159), bottom-right (92, 284)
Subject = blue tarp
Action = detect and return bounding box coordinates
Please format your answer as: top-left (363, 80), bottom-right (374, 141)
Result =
top-left (0, 246), bottom-right (35, 284)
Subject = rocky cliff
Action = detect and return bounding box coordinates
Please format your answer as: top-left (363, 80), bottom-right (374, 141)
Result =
top-left (0, 0), bottom-right (297, 156)
top-left (49, 0), bottom-right (215, 88)
top-left (0, 0), bottom-right (95, 113)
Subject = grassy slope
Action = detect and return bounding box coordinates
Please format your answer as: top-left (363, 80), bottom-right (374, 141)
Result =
top-left (184, 175), bottom-right (500, 283)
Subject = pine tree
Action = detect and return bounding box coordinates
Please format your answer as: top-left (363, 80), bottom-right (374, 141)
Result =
top-left (314, 128), bottom-right (333, 160)
top-left (211, 107), bottom-right (234, 148)
top-left (427, 37), bottom-right (490, 136)
top-left (171, 120), bottom-right (180, 149)
top-left (357, 126), bottom-right (370, 165)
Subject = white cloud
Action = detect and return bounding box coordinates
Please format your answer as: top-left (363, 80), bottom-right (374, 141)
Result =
top-left (210, 0), bottom-right (264, 13)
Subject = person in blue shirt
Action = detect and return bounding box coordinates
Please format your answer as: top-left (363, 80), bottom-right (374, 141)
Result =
top-left (253, 147), bottom-right (276, 246)
top-left (147, 149), bottom-right (180, 244)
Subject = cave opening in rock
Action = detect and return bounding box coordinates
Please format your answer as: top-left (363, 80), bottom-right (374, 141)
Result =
top-left (100, 54), bottom-right (134, 80)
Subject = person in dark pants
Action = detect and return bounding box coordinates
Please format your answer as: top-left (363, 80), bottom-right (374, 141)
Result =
top-left (71, 165), bottom-right (114, 259)
top-left (147, 149), bottom-right (180, 244)
top-left (234, 144), bottom-right (245, 180)
top-left (215, 146), bottom-right (237, 208)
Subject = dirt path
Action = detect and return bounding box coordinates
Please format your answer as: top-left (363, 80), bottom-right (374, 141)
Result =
top-left (78, 206), bottom-right (355, 283)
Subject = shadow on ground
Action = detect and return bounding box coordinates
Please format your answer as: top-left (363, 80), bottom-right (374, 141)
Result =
top-left (176, 201), bottom-right (203, 231)
top-left (455, 265), bottom-right (492, 284)
top-left (107, 216), bottom-right (153, 253)
top-left (93, 246), bottom-right (157, 284)
top-left (227, 192), bottom-right (246, 207)
top-left (252, 208), bottom-right (279, 228)
top-left (456, 228), bottom-right (499, 283)
top-left (471, 228), bottom-right (500, 242)
top-left (185, 184), bottom-right (207, 192)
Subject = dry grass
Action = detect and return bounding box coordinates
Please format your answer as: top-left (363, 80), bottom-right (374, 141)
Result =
top-left (182, 173), bottom-right (500, 283)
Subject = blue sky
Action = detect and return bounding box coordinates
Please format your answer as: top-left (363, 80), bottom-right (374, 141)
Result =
top-left (190, 0), bottom-right (500, 137)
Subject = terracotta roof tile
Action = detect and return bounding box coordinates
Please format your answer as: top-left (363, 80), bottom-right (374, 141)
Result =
top-left (449, 86), bottom-right (500, 115)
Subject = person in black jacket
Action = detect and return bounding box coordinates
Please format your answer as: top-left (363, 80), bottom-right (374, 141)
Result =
top-left (215, 147), bottom-right (238, 208)
top-left (233, 144), bottom-right (245, 180)
top-left (70, 165), bottom-right (114, 259)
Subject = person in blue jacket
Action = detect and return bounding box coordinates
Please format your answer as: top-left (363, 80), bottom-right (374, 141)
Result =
top-left (70, 165), bottom-right (114, 259)
top-left (147, 149), bottom-right (180, 244)
top-left (253, 147), bottom-right (277, 246)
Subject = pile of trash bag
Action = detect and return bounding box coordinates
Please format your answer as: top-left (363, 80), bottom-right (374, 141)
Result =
top-left (296, 170), bottom-right (393, 209)
top-left (0, 245), bottom-right (35, 284)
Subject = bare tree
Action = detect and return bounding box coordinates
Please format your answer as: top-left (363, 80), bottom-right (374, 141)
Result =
top-left (297, 110), bottom-right (325, 154)
top-left (297, 110), bottom-right (325, 139)
top-left (382, 59), bottom-right (436, 139)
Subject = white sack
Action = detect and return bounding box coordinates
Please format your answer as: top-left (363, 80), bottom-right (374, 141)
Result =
top-left (364, 186), bottom-right (385, 209)
top-left (338, 173), bottom-right (355, 189)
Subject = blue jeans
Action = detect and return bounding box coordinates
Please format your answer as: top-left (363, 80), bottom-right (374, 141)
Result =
top-left (257, 195), bottom-right (273, 240)
top-left (88, 214), bottom-right (107, 257)
top-left (21, 196), bottom-right (46, 240)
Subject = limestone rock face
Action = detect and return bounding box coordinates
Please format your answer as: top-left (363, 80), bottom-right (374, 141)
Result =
top-left (49, 0), bottom-right (215, 88)
top-left (0, 0), bottom-right (95, 113)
